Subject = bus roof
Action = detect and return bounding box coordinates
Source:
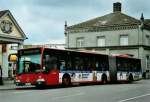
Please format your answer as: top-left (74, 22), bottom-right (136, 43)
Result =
top-left (19, 47), bottom-right (108, 56)
top-left (18, 47), bottom-right (140, 60)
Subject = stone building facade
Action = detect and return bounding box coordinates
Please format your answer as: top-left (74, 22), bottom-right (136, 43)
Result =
top-left (0, 10), bottom-right (27, 78)
top-left (65, 2), bottom-right (150, 78)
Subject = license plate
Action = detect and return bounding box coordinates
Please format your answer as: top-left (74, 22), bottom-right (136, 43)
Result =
top-left (38, 81), bottom-right (42, 84)
top-left (25, 83), bottom-right (31, 85)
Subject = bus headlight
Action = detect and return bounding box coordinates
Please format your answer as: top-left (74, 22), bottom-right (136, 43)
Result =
top-left (36, 78), bottom-right (45, 85)
top-left (36, 76), bottom-right (45, 83)
top-left (15, 77), bottom-right (21, 83)
top-left (16, 79), bottom-right (21, 83)
top-left (37, 78), bottom-right (45, 82)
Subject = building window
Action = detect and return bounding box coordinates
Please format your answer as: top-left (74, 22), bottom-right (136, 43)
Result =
top-left (146, 35), bottom-right (150, 46)
top-left (76, 37), bottom-right (84, 47)
top-left (120, 35), bottom-right (128, 46)
top-left (97, 36), bottom-right (105, 47)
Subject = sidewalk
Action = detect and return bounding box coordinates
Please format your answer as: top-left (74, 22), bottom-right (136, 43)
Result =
top-left (0, 80), bottom-right (35, 90)
top-left (0, 80), bottom-right (16, 90)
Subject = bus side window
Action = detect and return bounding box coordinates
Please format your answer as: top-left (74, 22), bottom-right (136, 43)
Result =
top-left (51, 56), bottom-right (58, 70)
top-left (60, 61), bottom-right (65, 71)
top-left (58, 54), bottom-right (67, 71)
top-left (75, 57), bottom-right (79, 70)
top-left (117, 58), bottom-right (122, 71)
top-left (95, 57), bottom-right (102, 71)
top-left (91, 57), bottom-right (96, 71)
top-left (79, 56), bottom-right (84, 71)
top-left (83, 57), bottom-right (89, 71)
top-left (133, 60), bottom-right (137, 71)
top-left (66, 53), bottom-right (74, 70)
top-left (44, 55), bottom-right (58, 71)
top-left (67, 61), bottom-right (72, 70)
top-left (95, 61), bottom-right (99, 70)
top-left (117, 63), bottom-right (121, 71)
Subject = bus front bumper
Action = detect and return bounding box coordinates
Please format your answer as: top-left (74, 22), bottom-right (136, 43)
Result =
top-left (15, 80), bottom-right (35, 86)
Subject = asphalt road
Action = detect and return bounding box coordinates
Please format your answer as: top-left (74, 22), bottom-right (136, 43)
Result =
top-left (0, 80), bottom-right (150, 102)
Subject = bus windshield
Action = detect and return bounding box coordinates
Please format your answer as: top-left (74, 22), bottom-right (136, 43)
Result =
top-left (18, 54), bottom-right (41, 74)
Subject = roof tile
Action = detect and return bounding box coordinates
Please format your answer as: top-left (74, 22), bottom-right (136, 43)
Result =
top-left (68, 12), bottom-right (140, 29)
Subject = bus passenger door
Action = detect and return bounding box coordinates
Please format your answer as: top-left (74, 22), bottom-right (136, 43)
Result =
top-left (48, 69), bottom-right (59, 85)
top-left (44, 54), bottom-right (59, 85)
top-left (109, 56), bottom-right (117, 82)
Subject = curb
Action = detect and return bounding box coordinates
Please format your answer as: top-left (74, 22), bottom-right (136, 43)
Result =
top-left (0, 80), bottom-right (15, 90)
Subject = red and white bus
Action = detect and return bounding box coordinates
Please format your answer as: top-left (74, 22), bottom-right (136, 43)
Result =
top-left (15, 47), bottom-right (142, 87)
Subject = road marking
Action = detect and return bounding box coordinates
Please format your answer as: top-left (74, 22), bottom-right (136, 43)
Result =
top-left (52, 92), bottom-right (85, 100)
top-left (118, 93), bottom-right (150, 102)
top-left (13, 91), bottom-right (34, 94)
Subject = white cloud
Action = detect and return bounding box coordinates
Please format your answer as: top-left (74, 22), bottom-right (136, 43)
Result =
top-left (31, 39), bottom-right (65, 45)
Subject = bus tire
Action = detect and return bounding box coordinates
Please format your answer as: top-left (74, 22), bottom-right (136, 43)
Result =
top-left (128, 74), bottom-right (133, 83)
top-left (62, 74), bottom-right (71, 87)
top-left (102, 74), bottom-right (107, 84)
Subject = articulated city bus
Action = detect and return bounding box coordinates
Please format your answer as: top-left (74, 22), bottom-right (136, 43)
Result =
top-left (15, 47), bottom-right (142, 87)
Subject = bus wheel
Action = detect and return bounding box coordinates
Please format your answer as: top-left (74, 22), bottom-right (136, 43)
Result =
top-left (62, 75), bottom-right (71, 87)
top-left (102, 74), bottom-right (107, 84)
top-left (128, 74), bottom-right (133, 83)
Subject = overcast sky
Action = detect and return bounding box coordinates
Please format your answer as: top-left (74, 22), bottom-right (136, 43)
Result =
top-left (0, 0), bottom-right (150, 44)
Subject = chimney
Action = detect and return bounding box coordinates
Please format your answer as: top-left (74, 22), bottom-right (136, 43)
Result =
top-left (140, 13), bottom-right (144, 22)
top-left (113, 2), bottom-right (121, 13)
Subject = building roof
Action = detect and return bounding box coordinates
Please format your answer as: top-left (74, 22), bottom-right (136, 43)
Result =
top-left (66, 2), bottom-right (150, 33)
top-left (68, 12), bottom-right (140, 30)
top-left (0, 10), bottom-right (8, 17)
